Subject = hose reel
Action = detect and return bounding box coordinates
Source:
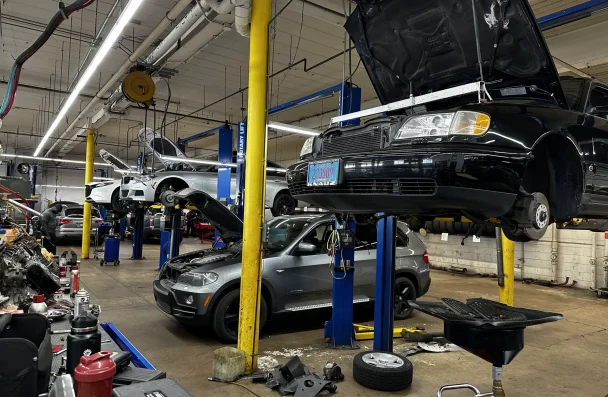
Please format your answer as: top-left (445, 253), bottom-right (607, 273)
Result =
top-left (121, 70), bottom-right (155, 105)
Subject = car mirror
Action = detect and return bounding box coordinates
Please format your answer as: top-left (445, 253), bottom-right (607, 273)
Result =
top-left (296, 242), bottom-right (317, 254)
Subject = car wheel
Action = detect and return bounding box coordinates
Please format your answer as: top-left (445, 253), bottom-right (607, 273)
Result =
top-left (212, 289), bottom-right (268, 344)
top-left (271, 192), bottom-right (297, 216)
top-left (522, 192), bottom-right (550, 240)
top-left (353, 351), bottom-right (413, 391)
top-left (394, 277), bottom-right (416, 320)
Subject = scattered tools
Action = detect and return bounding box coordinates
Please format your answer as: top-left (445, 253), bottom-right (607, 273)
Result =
top-left (266, 356), bottom-right (337, 397)
top-left (400, 341), bottom-right (463, 357)
top-left (322, 363), bottom-right (344, 382)
top-left (401, 329), bottom-right (446, 343)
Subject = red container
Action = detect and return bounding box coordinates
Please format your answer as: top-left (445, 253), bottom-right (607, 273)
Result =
top-left (73, 351), bottom-right (116, 397)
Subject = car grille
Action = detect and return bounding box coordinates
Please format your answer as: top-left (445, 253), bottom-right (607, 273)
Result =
top-left (135, 190), bottom-right (144, 196)
top-left (289, 178), bottom-right (437, 196)
top-left (156, 298), bottom-right (171, 314)
top-left (163, 266), bottom-right (182, 283)
top-left (321, 129), bottom-right (383, 156)
top-left (85, 185), bottom-right (92, 197)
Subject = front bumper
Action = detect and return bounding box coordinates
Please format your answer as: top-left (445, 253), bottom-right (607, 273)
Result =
top-left (153, 278), bottom-right (214, 326)
top-left (57, 228), bottom-right (98, 239)
top-left (121, 181), bottom-right (154, 203)
top-left (287, 147), bottom-right (530, 218)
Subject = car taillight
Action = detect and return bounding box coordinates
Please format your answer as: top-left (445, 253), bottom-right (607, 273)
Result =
top-left (59, 218), bottom-right (71, 225)
top-left (422, 251), bottom-right (430, 265)
top-left (95, 220), bottom-right (103, 224)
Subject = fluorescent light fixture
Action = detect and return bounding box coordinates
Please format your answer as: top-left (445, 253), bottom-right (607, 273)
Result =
top-left (267, 167), bottom-right (287, 173)
top-left (93, 177), bottom-right (115, 181)
top-left (267, 122), bottom-right (321, 136)
top-left (0, 154), bottom-right (107, 167)
top-left (33, 0), bottom-right (145, 156)
top-left (37, 185), bottom-right (85, 189)
top-left (161, 155), bottom-right (237, 168)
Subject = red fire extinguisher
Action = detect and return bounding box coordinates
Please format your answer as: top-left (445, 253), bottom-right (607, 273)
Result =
top-left (73, 351), bottom-right (116, 397)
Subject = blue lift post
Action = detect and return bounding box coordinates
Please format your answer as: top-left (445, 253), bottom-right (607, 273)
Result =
top-left (169, 206), bottom-right (182, 259)
top-left (236, 121), bottom-right (247, 219)
top-left (159, 231), bottom-right (170, 269)
top-left (131, 206), bottom-right (145, 259)
top-left (215, 123), bottom-right (233, 248)
top-left (325, 218), bottom-right (357, 348)
top-left (374, 215), bottom-right (397, 352)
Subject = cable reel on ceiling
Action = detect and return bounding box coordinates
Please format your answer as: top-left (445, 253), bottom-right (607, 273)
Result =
top-left (121, 70), bottom-right (156, 106)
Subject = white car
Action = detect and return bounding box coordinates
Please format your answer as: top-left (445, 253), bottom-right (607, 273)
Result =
top-left (85, 150), bottom-right (135, 214)
top-left (121, 128), bottom-right (298, 216)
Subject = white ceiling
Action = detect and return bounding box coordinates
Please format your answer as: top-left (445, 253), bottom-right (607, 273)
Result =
top-left (0, 0), bottom-right (606, 169)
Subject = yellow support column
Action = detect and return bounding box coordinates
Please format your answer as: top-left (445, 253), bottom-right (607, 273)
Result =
top-left (238, 0), bottom-right (272, 374)
top-left (81, 129), bottom-right (95, 259)
top-left (499, 231), bottom-right (515, 306)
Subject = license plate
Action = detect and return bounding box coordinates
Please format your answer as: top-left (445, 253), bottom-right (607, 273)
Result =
top-left (307, 160), bottom-right (341, 186)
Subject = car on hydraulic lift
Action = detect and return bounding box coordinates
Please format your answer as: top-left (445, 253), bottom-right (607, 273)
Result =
top-left (153, 189), bottom-right (431, 343)
top-left (121, 128), bottom-right (298, 216)
top-left (85, 149), bottom-right (136, 214)
top-left (287, 0), bottom-right (608, 242)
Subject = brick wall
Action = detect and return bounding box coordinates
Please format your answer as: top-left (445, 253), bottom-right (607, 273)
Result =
top-left (418, 225), bottom-right (607, 290)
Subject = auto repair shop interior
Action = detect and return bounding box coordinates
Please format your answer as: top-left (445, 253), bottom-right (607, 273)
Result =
top-left (1, 0), bottom-right (608, 396)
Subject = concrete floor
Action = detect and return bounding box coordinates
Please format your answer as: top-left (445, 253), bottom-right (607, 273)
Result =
top-left (69, 238), bottom-right (608, 396)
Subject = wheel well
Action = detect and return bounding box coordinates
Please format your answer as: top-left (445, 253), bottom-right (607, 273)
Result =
top-left (156, 178), bottom-right (189, 199)
top-left (210, 281), bottom-right (274, 318)
top-left (396, 271), bottom-right (419, 297)
top-left (524, 135), bottom-right (583, 220)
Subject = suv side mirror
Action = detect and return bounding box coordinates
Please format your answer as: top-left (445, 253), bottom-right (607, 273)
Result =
top-left (296, 242), bottom-right (317, 254)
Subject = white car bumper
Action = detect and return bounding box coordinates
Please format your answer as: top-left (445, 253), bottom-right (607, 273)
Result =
top-left (85, 181), bottom-right (120, 204)
top-left (121, 181), bottom-right (155, 203)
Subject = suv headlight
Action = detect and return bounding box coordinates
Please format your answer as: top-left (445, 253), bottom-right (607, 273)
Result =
top-left (300, 136), bottom-right (315, 158)
top-left (177, 272), bottom-right (218, 287)
top-left (134, 175), bottom-right (152, 183)
top-left (395, 111), bottom-right (490, 140)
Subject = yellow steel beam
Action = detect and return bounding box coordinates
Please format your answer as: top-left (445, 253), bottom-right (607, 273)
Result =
top-left (499, 231), bottom-right (515, 306)
top-left (237, 0), bottom-right (272, 374)
top-left (81, 129), bottom-right (95, 259)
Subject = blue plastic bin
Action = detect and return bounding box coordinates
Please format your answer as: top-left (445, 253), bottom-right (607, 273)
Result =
top-left (102, 235), bottom-right (120, 266)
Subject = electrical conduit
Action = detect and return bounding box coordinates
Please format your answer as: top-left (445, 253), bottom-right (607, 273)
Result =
top-left (44, 0), bottom-right (194, 157)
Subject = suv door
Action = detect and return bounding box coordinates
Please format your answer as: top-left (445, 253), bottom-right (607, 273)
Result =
top-left (278, 221), bottom-right (335, 309)
top-left (585, 83), bottom-right (608, 199)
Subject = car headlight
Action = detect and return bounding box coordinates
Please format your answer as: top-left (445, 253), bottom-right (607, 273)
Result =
top-left (300, 136), bottom-right (315, 158)
top-left (395, 111), bottom-right (490, 140)
top-left (177, 272), bottom-right (218, 287)
top-left (134, 175), bottom-right (152, 183)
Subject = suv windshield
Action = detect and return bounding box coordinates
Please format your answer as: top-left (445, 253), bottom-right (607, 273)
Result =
top-left (266, 217), bottom-right (316, 253)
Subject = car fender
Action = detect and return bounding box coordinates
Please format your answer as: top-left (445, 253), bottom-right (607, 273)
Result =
top-left (152, 175), bottom-right (190, 191)
top-left (205, 277), bottom-right (278, 315)
top-left (530, 130), bottom-right (585, 176)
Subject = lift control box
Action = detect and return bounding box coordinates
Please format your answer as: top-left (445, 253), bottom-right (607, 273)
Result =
top-left (338, 229), bottom-right (355, 249)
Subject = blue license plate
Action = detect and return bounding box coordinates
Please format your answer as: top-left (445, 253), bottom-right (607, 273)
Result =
top-left (307, 160), bottom-right (341, 186)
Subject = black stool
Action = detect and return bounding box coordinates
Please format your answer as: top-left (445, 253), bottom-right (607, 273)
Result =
top-left (409, 298), bottom-right (562, 396)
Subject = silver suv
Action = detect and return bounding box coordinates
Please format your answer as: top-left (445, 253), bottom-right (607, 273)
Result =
top-left (153, 189), bottom-right (431, 343)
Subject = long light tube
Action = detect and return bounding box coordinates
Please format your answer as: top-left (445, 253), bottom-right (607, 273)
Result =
top-left (267, 121), bottom-right (320, 136)
top-left (160, 155), bottom-right (287, 172)
top-left (1, 153), bottom-right (107, 166)
top-left (37, 185), bottom-right (84, 189)
top-left (33, 0), bottom-right (145, 156)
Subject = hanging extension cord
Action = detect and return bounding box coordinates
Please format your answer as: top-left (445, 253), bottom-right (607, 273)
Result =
top-left (327, 229), bottom-right (355, 280)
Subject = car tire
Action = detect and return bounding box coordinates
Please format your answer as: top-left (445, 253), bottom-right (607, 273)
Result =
top-left (111, 190), bottom-right (131, 214)
top-left (353, 351), bottom-right (413, 391)
top-left (271, 192), bottom-right (297, 216)
top-left (522, 192), bottom-right (550, 241)
top-left (394, 277), bottom-right (416, 320)
top-left (212, 289), bottom-right (268, 344)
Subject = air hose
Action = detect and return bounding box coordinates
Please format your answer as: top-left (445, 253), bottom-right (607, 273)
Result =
top-left (0, 0), bottom-right (97, 121)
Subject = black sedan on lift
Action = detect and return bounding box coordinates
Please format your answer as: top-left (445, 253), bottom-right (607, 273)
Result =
top-left (287, 0), bottom-right (608, 242)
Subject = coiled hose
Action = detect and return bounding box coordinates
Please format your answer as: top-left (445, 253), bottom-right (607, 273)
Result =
top-left (0, 0), bottom-right (97, 120)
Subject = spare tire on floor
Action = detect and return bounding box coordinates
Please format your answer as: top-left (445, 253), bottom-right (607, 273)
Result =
top-left (353, 351), bottom-right (413, 391)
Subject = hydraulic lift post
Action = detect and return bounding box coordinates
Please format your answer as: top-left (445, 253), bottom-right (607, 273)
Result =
top-left (215, 123), bottom-right (233, 248)
top-left (324, 218), bottom-right (357, 348)
top-left (169, 205), bottom-right (182, 259)
top-left (374, 215), bottom-right (397, 351)
top-left (499, 229), bottom-right (515, 306)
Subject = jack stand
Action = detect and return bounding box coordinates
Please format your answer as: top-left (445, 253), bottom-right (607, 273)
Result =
top-left (324, 217), bottom-right (357, 349)
top-left (131, 206), bottom-right (145, 260)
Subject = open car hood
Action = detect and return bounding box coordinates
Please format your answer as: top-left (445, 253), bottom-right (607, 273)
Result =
top-left (138, 128), bottom-right (193, 169)
top-left (100, 149), bottom-right (132, 172)
top-left (346, 0), bottom-right (568, 109)
top-left (172, 188), bottom-right (243, 244)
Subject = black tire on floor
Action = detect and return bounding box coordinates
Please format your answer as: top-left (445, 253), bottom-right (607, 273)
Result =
top-left (212, 289), bottom-right (268, 344)
top-left (353, 351), bottom-right (413, 391)
top-left (424, 221), bottom-right (434, 234)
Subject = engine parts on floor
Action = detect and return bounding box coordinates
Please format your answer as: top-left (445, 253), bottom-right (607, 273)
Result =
top-left (266, 356), bottom-right (337, 397)
top-left (352, 351), bottom-right (413, 391)
top-left (322, 363), bottom-right (344, 382)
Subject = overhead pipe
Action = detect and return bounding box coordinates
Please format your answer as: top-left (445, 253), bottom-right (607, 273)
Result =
top-left (45, 0), bottom-right (194, 157)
